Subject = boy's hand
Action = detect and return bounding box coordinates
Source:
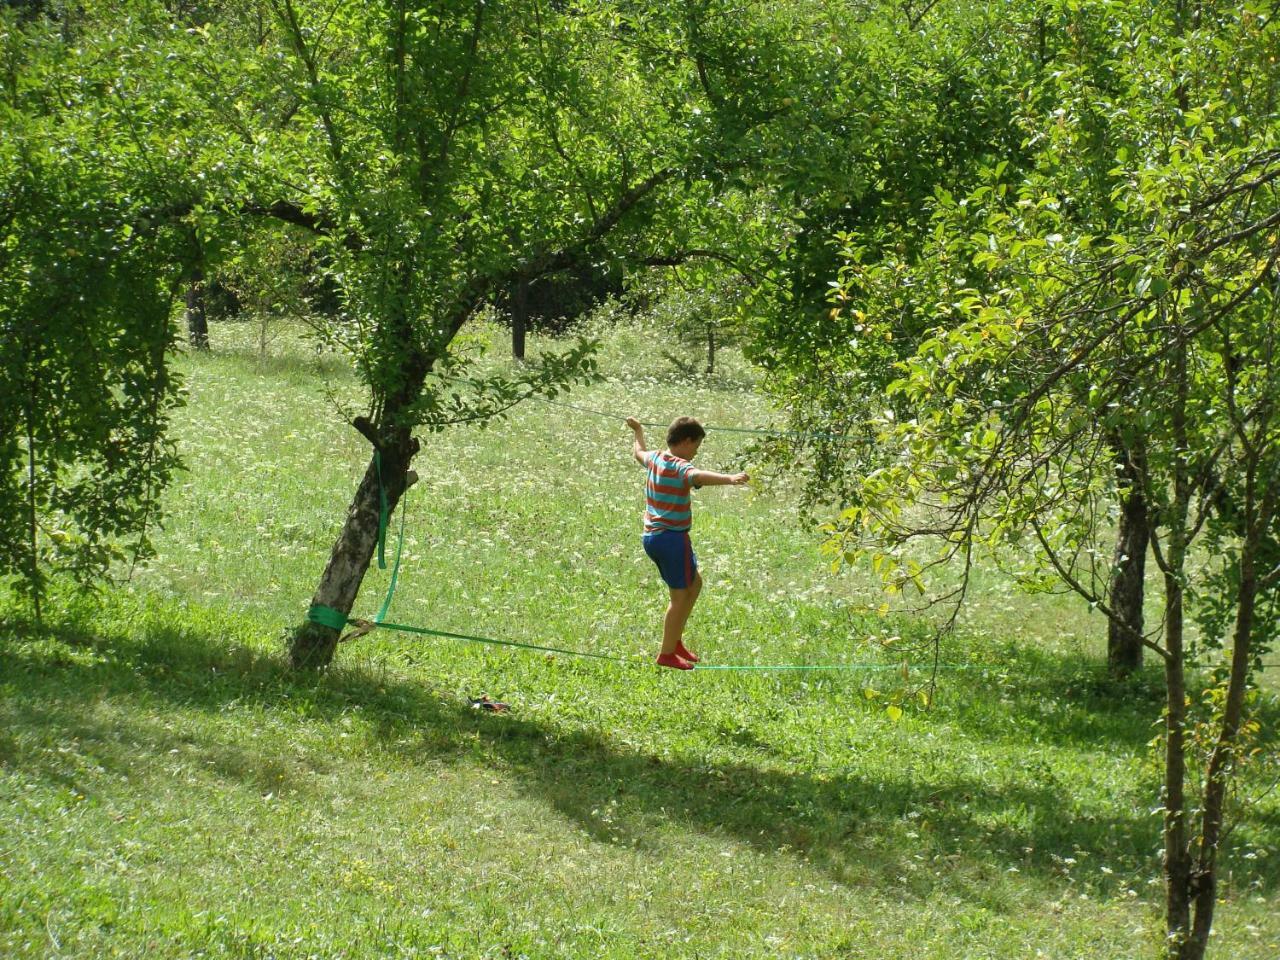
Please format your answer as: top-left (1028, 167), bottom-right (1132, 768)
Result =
top-left (625, 417), bottom-right (642, 431)
top-left (730, 472), bottom-right (750, 485)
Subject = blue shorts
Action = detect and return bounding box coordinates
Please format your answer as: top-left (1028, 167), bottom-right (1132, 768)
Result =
top-left (642, 529), bottom-right (698, 589)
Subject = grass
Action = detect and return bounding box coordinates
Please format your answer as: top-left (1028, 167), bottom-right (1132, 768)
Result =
top-left (1, 317), bottom-right (1278, 959)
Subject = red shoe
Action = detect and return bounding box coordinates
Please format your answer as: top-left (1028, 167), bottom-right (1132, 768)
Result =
top-left (676, 643), bottom-right (700, 663)
top-left (656, 652), bottom-right (694, 670)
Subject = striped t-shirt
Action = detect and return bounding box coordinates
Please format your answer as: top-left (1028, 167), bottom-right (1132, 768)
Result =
top-left (643, 450), bottom-right (700, 533)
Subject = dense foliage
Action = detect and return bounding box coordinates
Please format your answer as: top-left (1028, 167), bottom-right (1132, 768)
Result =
top-left (796, 3), bottom-right (1280, 955)
top-left (0, 11), bottom-right (190, 615)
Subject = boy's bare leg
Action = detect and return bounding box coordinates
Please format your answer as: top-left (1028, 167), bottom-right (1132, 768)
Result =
top-left (661, 586), bottom-right (695, 655)
top-left (661, 572), bottom-right (703, 656)
top-left (679, 573), bottom-right (703, 658)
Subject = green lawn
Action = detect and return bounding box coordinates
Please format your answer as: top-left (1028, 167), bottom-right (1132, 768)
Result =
top-left (2, 320), bottom-right (1277, 959)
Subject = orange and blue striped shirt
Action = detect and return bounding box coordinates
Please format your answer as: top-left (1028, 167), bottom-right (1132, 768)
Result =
top-left (643, 450), bottom-right (699, 533)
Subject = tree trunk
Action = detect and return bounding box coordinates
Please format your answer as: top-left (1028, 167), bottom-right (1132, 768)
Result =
top-left (1182, 570), bottom-right (1256, 958)
top-left (706, 324), bottom-right (716, 375)
top-left (185, 263), bottom-right (210, 351)
top-left (1162, 549), bottom-right (1193, 955)
top-left (1108, 444), bottom-right (1148, 676)
top-left (289, 260), bottom-right (433, 669)
top-left (1184, 470), bottom-right (1265, 959)
top-left (512, 277), bottom-right (528, 361)
top-left (289, 436), bottom-right (415, 668)
top-left (1162, 339), bottom-right (1193, 958)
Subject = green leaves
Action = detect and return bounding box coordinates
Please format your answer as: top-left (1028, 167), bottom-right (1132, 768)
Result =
top-left (0, 103), bottom-right (186, 610)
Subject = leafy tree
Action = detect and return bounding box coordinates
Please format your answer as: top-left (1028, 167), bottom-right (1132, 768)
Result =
top-left (0, 14), bottom-right (189, 616)
top-left (5, 0), bottom-right (823, 659)
top-left (198, 0), bottom-right (818, 667)
top-left (820, 3), bottom-right (1280, 953)
top-left (743, 0), bottom-right (1039, 519)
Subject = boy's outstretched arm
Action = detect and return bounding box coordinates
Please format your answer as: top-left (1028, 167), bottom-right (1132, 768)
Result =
top-left (691, 469), bottom-right (750, 486)
top-left (625, 417), bottom-right (648, 465)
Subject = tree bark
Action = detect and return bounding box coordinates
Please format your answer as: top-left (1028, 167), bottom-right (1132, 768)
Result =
top-left (1185, 467), bottom-right (1264, 958)
top-left (706, 324), bottom-right (716, 375)
top-left (185, 262), bottom-right (210, 351)
top-left (1162, 562), bottom-right (1193, 957)
top-left (289, 262), bottom-right (431, 669)
top-left (289, 432), bottom-right (417, 668)
top-left (1108, 443), bottom-right (1148, 676)
top-left (512, 276), bottom-right (528, 361)
top-left (1183, 564), bottom-right (1256, 957)
top-left (1162, 340), bottom-right (1193, 958)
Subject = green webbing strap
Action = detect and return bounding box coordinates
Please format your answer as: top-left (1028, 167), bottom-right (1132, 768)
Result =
top-left (371, 619), bottom-right (635, 663)
top-left (304, 604), bottom-right (968, 672)
top-left (375, 488), bottom-right (408, 624)
top-left (306, 604), bottom-right (630, 662)
top-left (308, 604), bottom-right (349, 631)
top-left (374, 450), bottom-right (389, 570)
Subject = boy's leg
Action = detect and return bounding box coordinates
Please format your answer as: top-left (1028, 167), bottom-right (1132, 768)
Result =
top-left (675, 571), bottom-right (704, 661)
top-left (661, 585), bottom-right (696, 656)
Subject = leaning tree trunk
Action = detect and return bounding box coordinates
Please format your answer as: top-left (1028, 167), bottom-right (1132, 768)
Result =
top-left (289, 291), bottom-right (430, 668)
top-left (1108, 443), bottom-right (1149, 676)
top-left (289, 426), bottom-right (418, 668)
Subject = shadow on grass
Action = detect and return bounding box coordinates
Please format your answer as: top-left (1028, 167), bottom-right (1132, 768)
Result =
top-left (3, 609), bottom-right (1277, 902)
top-left (934, 643), bottom-right (1171, 754)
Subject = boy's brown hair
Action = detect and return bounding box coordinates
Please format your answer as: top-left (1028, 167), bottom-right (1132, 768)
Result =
top-left (666, 416), bottom-right (706, 447)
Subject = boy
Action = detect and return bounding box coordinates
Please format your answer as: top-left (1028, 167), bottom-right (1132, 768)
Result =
top-left (625, 415), bottom-right (749, 669)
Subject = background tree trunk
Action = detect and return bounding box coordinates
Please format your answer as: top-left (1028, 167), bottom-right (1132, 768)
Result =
top-left (512, 276), bottom-right (528, 361)
top-left (185, 262), bottom-right (210, 351)
top-left (1108, 445), bottom-right (1148, 676)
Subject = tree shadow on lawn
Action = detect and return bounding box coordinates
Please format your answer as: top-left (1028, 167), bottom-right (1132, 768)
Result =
top-left (933, 644), bottom-right (1170, 753)
top-left (5, 614), bottom-right (1278, 901)
top-left (929, 642), bottom-right (1280, 761)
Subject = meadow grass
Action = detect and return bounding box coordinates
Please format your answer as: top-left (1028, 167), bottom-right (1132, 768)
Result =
top-left (1, 318), bottom-right (1277, 959)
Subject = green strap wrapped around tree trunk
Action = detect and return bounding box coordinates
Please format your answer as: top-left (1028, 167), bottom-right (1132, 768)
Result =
top-left (307, 603), bottom-right (349, 631)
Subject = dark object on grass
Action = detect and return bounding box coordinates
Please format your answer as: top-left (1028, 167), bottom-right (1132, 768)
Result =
top-left (469, 695), bottom-right (511, 714)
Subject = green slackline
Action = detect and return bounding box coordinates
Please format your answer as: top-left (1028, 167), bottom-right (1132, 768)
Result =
top-left (310, 472), bottom-right (969, 673)
top-left (374, 449), bottom-right (389, 570)
top-left (307, 603), bottom-right (969, 672)
top-left (309, 603), bottom-right (628, 663)
top-left (375, 487), bottom-right (407, 625)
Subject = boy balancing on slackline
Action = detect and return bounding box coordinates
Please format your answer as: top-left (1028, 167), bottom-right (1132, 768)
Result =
top-left (625, 416), bottom-right (749, 669)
